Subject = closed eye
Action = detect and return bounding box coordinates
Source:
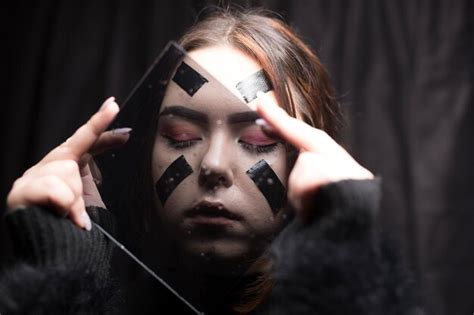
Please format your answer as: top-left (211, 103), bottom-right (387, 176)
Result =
top-left (162, 135), bottom-right (201, 149)
top-left (238, 141), bottom-right (279, 154)
top-left (238, 128), bottom-right (279, 154)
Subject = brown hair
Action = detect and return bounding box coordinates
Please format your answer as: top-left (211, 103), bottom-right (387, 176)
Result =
top-left (179, 7), bottom-right (343, 140)
top-left (176, 7), bottom-right (343, 314)
top-left (122, 6), bottom-right (344, 314)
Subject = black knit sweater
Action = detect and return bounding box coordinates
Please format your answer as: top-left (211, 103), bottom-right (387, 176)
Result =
top-left (0, 179), bottom-right (420, 314)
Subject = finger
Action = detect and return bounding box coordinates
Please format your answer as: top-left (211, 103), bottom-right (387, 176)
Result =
top-left (255, 118), bottom-right (283, 142)
top-left (79, 152), bottom-right (93, 170)
top-left (255, 92), bottom-right (337, 153)
top-left (288, 152), bottom-right (325, 194)
top-left (63, 98), bottom-right (120, 158)
top-left (287, 152), bottom-right (325, 221)
top-left (24, 158), bottom-right (77, 177)
top-left (68, 197), bottom-right (91, 231)
top-left (21, 163), bottom-right (84, 207)
top-left (7, 175), bottom-right (76, 216)
top-left (80, 158), bottom-right (102, 184)
top-left (288, 153), bottom-right (315, 209)
top-left (82, 170), bottom-right (106, 208)
top-left (87, 159), bottom-right (102, 186)
top-left (41, 97), bottom-right (119, 164)
top-left (89, 127), bottom-right (132, 155)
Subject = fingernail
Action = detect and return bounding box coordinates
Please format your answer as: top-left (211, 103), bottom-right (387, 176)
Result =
top-left (255, 118), bottom-right (283, 142)
top-left (82, 211), bottom-right (92, 231)
top-left (255, 118), bottom-right (269, 127)
top-left (99, 97), bottom-right (115, 111)
top-left (255, 118), bottom-right (277, 134)
top-left (111, 127), bottom-right (132, 135)
top-left (99, 102), bottom-right (109, 112)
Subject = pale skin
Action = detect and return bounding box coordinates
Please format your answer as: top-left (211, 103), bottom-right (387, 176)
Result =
top-left (150, 51), bottom-right (289, 264)
top-left (6, 46), bottom-right (373, 231)
top-left (255, 91), bottom-right (374, 221)
top-left (6, 97), bottom-right (128, 230)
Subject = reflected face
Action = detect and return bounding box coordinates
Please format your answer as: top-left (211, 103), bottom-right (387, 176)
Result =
top-left (151, 45), bottom-right (288, 269)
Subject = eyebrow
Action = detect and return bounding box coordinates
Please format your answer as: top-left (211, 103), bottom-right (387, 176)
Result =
top-left (159, 106), bottom-right (260, 125)
top-left (159, 106), bottom-right (208, 123)
top-left (227, 111), bottom-right (260, 124)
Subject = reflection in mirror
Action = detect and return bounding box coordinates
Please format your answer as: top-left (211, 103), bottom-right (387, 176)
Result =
top-left (95, 42), bottom-right (293, 313)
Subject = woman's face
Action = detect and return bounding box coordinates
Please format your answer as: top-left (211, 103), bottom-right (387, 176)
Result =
top-left (151, 45), bottom-right (288, 270)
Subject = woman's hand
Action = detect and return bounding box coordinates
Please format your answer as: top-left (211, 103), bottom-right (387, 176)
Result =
top-left (255, 92), bottom-right (374, 221)
top-left (6, 97), bottom-right (130, 230)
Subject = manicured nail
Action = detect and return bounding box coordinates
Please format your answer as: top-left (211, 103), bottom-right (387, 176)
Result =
top-left (111, 127), bottom-right (132, 135)
top-left (256, 118), bottom-right (276, 133)
top-left (255, 118), bottom-right (281, 141)
top-left (100, 97), bottom-right (115, 111)
top-left (255, 118), bottom-right (269, 127)
top-left (81, 211), bottom-right (92, 231)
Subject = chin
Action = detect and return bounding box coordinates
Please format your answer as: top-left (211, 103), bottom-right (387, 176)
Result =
top-left (181, 239), bottom-right (256, 275)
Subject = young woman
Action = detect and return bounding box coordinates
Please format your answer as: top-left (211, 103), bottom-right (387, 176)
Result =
top-left (1, 8), bottom-right (417, 314)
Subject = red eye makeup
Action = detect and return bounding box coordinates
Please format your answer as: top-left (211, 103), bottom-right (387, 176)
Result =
top-left (238, 127), bottom-right (279, 154)
top-left (159, 122), bottom-right (202, 149)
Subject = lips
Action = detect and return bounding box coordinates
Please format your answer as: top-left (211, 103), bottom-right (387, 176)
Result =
top-left (185, 200), bottom-right (243, 222)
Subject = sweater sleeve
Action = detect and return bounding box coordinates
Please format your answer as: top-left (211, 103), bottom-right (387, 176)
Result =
top-left (0, 206), bottom-right (119, 314)
top-left (264, 178), bottom-right (420, 315)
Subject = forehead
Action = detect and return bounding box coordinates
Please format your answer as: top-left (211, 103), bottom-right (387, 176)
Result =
top-left (161, 45), bottom-right (263, 115)
top-left (188, 45), bottom-right (263, 96)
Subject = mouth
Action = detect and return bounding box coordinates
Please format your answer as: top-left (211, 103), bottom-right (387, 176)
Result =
top-left (185, 200), bottom-right (242, 225)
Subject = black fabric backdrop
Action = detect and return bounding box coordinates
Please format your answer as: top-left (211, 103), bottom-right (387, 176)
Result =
top-left (1, 1), bottom-right (472, 314)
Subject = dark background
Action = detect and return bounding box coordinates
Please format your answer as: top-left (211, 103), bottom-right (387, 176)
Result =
top-left (1, 1), bottom-right (473, 314)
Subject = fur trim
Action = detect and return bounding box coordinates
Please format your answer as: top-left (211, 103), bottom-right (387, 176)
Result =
top-left (0, 263), bottom-right (120, 314)
top-left (262, 218), bottom-right (420, 314)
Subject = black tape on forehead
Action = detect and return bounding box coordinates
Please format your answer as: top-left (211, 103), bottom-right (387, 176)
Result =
top-left (246, 159), bottom-right (286, 213)
top-left (236, 70), bottom-right (273, 103)
top-left (172, 62), bottom-right (209, 96)
top-left (155, 155), bottom-right (193, 205)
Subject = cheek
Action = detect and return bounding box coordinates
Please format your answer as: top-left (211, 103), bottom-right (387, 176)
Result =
top-left (151, 141), bottom-right (175, 182)
top-left (151, 142), bottom-right (195, 209)
top-left (272, 157), bottom-right (289, 187)
top-left (152, 135), bottom-right (204, 176)
top-left (159, 177), bottom-right (198, 219)
top-left (238, 151), bottom-right (288, 206)
top-left (257, 146), bottom-right (289, 186)
top-left (151, 141), bottom-right (205, 213)
top-left (240, 149), bottom-right (289, 224)
top-left (242, 199), bottom-right (281, 244)
top-left (152, 136), bottom-right (202, 178)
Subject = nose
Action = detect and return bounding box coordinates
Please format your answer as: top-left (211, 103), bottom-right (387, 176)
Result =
top-left (198, 133), bottom-right (234, 190)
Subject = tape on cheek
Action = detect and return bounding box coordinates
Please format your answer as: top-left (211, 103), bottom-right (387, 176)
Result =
top-left (236, 70), bottom-right (273, 103)
top-left (155, 155), bottom-right (193, 205)
top-left (172, 62), bottom-right (209, 96)
top-left (246, 159), bottom-right (287, 214)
